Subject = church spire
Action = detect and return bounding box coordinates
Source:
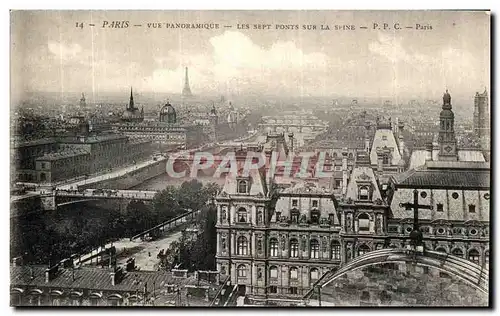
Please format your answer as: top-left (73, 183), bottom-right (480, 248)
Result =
top-left (129, 87), bottom-right (135, 109)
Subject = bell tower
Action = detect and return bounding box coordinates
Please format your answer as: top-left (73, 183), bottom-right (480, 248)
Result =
top-left (437, 89), bottom-right (458, 161)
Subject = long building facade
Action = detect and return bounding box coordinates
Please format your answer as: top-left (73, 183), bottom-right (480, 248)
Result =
top-left (214, 90), bottom-right (490, 305)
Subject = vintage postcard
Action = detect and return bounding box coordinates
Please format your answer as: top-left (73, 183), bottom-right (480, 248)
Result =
top-left (10, 10), bottom-right (490, 307)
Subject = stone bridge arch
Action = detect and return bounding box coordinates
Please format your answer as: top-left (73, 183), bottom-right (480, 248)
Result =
top-left (304, 248), bottom-right (489, 304)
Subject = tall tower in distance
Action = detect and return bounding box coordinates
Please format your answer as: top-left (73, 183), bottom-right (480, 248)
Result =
top-left (437, 89), bottom-right (458, 161)
top-left (182, 67), bottom-right (193, 97)
top-left (473, 88), bottom-right (490, 151)
top-left (79, 93), bottom-right (87, 109)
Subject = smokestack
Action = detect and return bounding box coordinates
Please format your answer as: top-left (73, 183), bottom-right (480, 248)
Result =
top-left (111, 272), bottom-right (116, 286)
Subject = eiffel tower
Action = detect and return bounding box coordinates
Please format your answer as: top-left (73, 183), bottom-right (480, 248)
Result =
top-left (182, 67), bottom-right (193, 97)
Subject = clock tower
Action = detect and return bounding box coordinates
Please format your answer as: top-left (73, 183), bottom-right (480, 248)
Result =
top-left (438, 89), bottom-right (458, 161)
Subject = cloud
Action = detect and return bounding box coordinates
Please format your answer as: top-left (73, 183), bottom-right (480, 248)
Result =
top-left (47, 41), bottom-right (84, 62)
top-left (143, 31), bottom-right (332, 95)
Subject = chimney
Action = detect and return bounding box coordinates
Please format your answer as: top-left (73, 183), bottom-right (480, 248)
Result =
top-left (12, 257), bottom-right (22, 267)
top-left (376, 150), bottom-right (383, 173)
top-left (45, 264), bottom-right (59, 283)
top-left (425, 143), bottom-right (433, 162)
top-left (288, 132), bottom-right (294, 154)
top-left (341, 149), bottom-right (348, 196)
top-left (110, 266), bottom-right (123, 286)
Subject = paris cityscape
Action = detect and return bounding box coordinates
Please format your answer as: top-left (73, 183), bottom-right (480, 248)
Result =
top-left (9, 10), bottom-right (490, 307)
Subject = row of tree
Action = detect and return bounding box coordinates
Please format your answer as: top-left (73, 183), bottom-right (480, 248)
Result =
top-left (159, 204), bottom-right (218, 272)
top-left (11, 180), bottom-right (221, 265)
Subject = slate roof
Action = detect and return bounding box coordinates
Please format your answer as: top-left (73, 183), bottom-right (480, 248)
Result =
top-left (393, 162), bottom-right (490, 189)
top-left (10, 265), bottom-right (218, 293)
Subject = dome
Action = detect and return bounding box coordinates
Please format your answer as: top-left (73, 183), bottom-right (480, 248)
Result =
top-left (160, 102), bottom-right (176, 115)
top-left (159, 102), bottom-right (177, 124)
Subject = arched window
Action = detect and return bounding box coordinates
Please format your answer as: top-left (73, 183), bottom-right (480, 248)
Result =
top-left (289, 267), bottom-right (298, 279)
top-left (310, 268), bottom-right (319, 282)
top-left (269, 266), bottom-right (278, 278)
top-left (269, 238), bottom-right (279, 257)
top-left (468, 249), bottom-right (480, 265)
top-left (435, 247), bottom-right (447, 253)
top-left (333, 152), bottom-right (338, 159)
top-left (331, 240), bottom-right (341, 260)
top-left (310, 209), bottom-right (321, 225)
top-left (310, 239), bottom-right (320, 259)
top-left (348, 153), bottom-right (353, 159)
top-left (358, 213), bottom-right (370, 231)
top-left (290, 239), bottom-right (299, 258)
top-left (290, 209), bottom-right (300, 223)
top-left (237, 264), bottom-right (248, 278)
top-left (237, 208), bottom-right (247, 223)
top-left (238, 180), bottom-right (248, 194)
top-left (452, 248), bottom-right (464, 258)
top-left (358, 244), bottom-right (370, 256)
top-left (359, 186), bottom-right (370, 200)
top-left (237, 236), bottom-right (248, 255)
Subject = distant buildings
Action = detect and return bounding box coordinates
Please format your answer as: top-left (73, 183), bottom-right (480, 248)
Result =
top-left (34, 122), bottom-right (152, 184)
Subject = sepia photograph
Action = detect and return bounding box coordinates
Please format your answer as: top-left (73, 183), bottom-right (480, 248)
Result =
top-left (9, 9), bottom-right (490, 307)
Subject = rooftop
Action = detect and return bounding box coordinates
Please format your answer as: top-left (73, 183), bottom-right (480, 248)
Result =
top-left (393, 161), bottom-right (490, 189)
top-left (10, 265), bottom-right (219, 295)
top-left (36, 149), bottom-right (90, 161)
top-left (60, 134), bottom-right (128, 144)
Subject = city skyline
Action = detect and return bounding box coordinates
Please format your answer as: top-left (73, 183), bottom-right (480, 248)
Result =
top-left (11, 10), bottom-right (490, 103)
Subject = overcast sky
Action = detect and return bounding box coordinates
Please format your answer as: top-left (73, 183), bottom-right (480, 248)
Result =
top-left (10, 10), bottom-right (490, 101)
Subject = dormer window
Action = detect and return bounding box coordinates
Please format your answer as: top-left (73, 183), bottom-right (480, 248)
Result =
top-left (382, 136), bottom-right (388, 141)
top-left (237, 180), bottom-right (249, 194)
top-left (310, 209), bottom-right (320, 225)
top-left (237, 207), bottom-right (248, 223)
top-left (358, 213), bottom-right (370, 231)
top-left (359, 186), bottom-right (370, 200)
top-left (290, 209), bottom-right (300, 223)
top-left (382, 155), bottom-right (389, 165)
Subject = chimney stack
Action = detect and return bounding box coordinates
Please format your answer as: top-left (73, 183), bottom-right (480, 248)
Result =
top-left (12, 257), bottom-right (22, 267)
top-left (341, 149), bottom-right (348, 195)
top-left (376, 150), bottom-right (384, 173)
top-left (425, 143), bottom-right (433, 162)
